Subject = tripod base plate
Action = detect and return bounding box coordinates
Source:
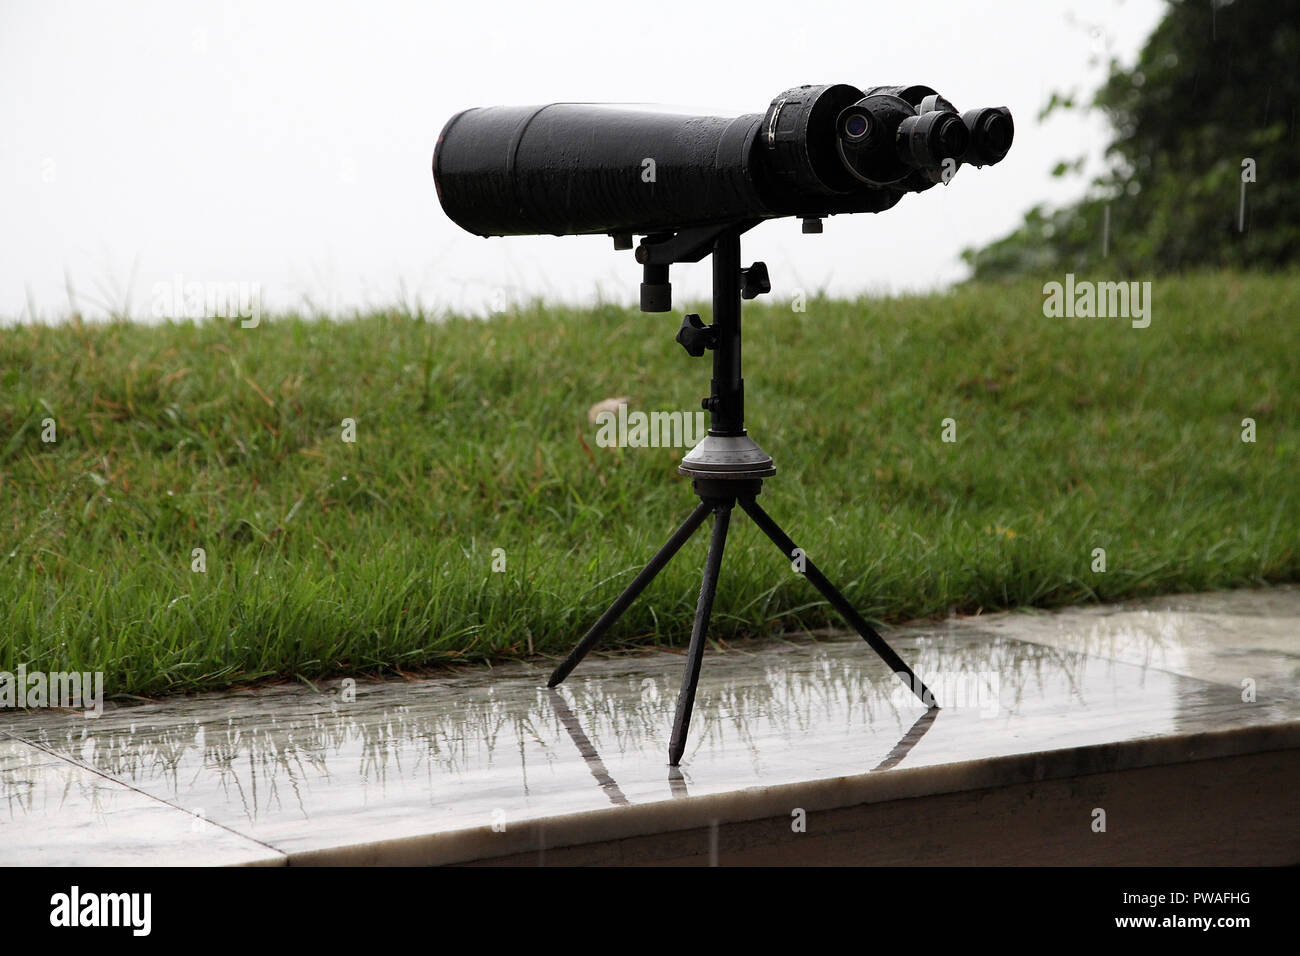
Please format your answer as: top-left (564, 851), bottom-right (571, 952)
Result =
top-left (678, 433), bottom-right (775, 479)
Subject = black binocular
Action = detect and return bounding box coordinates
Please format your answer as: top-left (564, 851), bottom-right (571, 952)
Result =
top-left (434, 83), bottom-right (1013, 239)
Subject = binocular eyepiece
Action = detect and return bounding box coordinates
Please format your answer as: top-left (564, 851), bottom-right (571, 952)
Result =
top-left (834, 91), bottom-right (1012, 186)
top-left (433, 82), bottom-right (1013, 238)
top-left (961, 106), bottom-right (1015, 167)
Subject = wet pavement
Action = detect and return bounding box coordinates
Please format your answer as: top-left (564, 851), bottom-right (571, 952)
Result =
top-left (2, 587), bottom-right (1298, 865)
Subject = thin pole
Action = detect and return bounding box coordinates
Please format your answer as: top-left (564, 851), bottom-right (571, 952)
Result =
top-left (669, 503), bottom-right (732, 765)
top-left (548, 501), bottom-right (712, 687)
top-left (709, 229), bottom-right (745, 436)
top-left (739, 496), bottom-right (938, 709)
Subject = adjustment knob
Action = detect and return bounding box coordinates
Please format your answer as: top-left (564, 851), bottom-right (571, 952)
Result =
top-left (741, 262), bottom-right (771, 299)
top-left (675, 313), bottom-right (715, 357)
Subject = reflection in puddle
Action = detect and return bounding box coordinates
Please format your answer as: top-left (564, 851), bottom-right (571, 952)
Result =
top-left (546, 688), bottom-right (629, 806)
top-left (872, 706), bottom-right (940, 772)
top-left (1, 600), bottom-right (1296, 856)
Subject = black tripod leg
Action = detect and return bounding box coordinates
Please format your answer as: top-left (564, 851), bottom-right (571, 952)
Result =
top-left (738, 497), bottom-right (937, 709)
top-left (668, 503), bottom-right (732, 766)
top-left (548, 500), bottom-right (713, 687)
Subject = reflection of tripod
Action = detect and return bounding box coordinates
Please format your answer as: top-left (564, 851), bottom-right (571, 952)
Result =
top-left (548, 222), bottom-right (936, 766)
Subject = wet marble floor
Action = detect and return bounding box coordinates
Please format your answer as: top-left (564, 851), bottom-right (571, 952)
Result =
top-left (2, 586), bottom-right (1298, 865)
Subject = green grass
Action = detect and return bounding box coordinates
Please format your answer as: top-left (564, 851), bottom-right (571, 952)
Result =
top-left (2, 272), bottom-right (1297, 699)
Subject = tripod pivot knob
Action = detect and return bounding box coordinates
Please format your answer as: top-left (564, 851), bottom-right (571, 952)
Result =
top-left (740, 261), bottom-right (771, 299)
top-left (676, 313), bottom-right (716, 357)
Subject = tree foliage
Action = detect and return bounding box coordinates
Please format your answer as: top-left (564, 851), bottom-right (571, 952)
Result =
top-left (966, 0), bottom-right (1300, 279)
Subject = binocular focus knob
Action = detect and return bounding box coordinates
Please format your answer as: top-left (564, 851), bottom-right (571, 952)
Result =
top-left (676, 313), bottom-right (716, 357)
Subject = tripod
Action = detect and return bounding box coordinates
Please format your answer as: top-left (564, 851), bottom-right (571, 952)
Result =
top-left (548, 222), bottom-right (936, 765)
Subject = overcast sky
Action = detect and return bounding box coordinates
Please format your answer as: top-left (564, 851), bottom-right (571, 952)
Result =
top-left (0, 0), bottom-right (1166, 321)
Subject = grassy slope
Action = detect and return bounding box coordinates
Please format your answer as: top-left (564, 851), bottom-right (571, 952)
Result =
top-left (2, 272), bottom-right (1296, 698)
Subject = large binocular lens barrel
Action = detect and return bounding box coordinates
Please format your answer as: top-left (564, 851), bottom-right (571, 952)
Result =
top-left (434, 104), bottom-right (765, 237)
top-left (433, 85), bottom-right (1014, 238)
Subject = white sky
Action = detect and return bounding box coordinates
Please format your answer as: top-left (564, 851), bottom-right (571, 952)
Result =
top-left (0, 0), bottom-right (1166, 321)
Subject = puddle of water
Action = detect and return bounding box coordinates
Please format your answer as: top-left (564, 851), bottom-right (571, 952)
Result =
top-left (1, 587), bottom-right (1297, 859)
